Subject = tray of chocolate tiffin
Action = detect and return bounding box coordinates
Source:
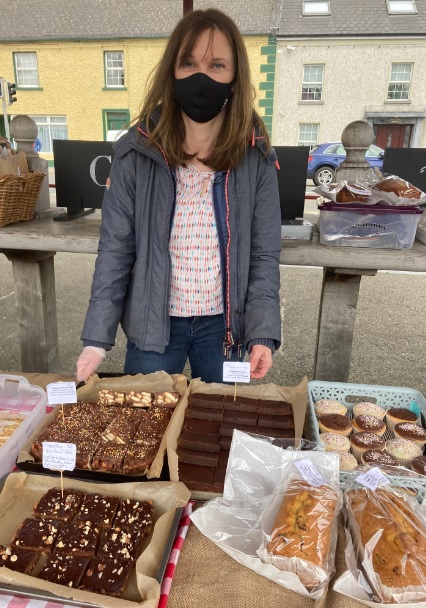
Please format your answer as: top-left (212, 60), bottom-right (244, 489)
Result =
top-left (0, 472), bottom-right (190, 608)
top-left (16, 372), bottom-right (189, 482)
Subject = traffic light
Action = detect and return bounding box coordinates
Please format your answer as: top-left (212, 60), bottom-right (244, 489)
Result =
top-left (7, 81), bottom-right (17, 105)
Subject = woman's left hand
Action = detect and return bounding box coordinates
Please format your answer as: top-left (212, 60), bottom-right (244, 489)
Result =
top-left (249, 345), bottom-right (272, 379)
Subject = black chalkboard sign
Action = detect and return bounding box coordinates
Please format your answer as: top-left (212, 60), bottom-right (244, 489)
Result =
top-left (53, 140), bottom-right (115, 220)
top-left (382, 148), bottom-right (426, 193)
top-left (274, 146), bottom-right (309, 221)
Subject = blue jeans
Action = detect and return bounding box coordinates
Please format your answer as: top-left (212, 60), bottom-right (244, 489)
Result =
top-left (124, 314), bottom-right (244, 383)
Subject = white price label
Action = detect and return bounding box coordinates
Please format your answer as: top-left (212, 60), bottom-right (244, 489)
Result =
top-left (47, 382), bottom-right (77, 405)
top-left (42, 442), bottom-right (76, 471)
top-left (293, 458), bottom-right (327, 487)
top-left (223, 362), bottom-right (250, 383)
top-left (356, 467), bottom-right (390, 491)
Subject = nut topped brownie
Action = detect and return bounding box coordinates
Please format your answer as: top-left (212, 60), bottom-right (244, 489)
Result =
top-left (79, 557), bottom-right (134, 597)
top-left (38, 554), bottom-right (90, 588)
top-left (75, 494), bottom-right (120, 529)
top-left (0, 545), bottom-right (40, 574)
top-left (113, 498), bottom-right (153, 534)
top-left (12, 518), bottom-right (62, 552)
top-left (33, 488), bottom-right (85, 522)
top-left (97, 527), bottom-right (144, 561)
top-left (53, 522), bottom-right (100, 557)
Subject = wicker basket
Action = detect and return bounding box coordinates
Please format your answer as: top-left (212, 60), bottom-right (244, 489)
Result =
top-left (0, 171), bottom-right (46, 228)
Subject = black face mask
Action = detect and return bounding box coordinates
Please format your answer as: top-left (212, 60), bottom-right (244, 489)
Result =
top-left (173, 72), bottom-right (233, 123)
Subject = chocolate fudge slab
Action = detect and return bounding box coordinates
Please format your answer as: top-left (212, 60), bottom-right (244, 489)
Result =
top-left (256, 400), bottom-right (293, 416)
top-left (222, 409), bottom-right (258, 426)
top-left (38, 554), bottom-right (90, 588)
top-left (185, 405), bottom-right (223, 421)
top-left (178, 463), bottom-right (215, 492)
top-left (178, 430), bottom-right (221, 453)
top-left (75, 494), bottom-right (120, 529)
top-left (0, 545), bottom-right (40, 574)
top-left (122, 444), bottom-right (158, 474)
top-left (188, 393), bottom-right (224, 409)
top-left (98, 389), bottom-right (126, 406)
top-left (97, 527), bottom-right (144, 561)
top-left (12, 518), bottom-right (62, 553)
top-left (33, 488), bottom-right (85, 522)
top-left (177, 446), bottom-right (219, 467)
top-left (113, 499), bottom-right (153, 534)
top-left (91, 442), bottom-right (127, 473)
top-left (152, 391), bottom-right (181, 408)
top-left (53, 523), bottom-right (100, 558)
top-left (182, 418), bottom-right (222, 435)
top-left (223, 395), bottom-right (258, 412)
top-left (79, 557), bottom-right (133, 597)
top-left (257, 413), bottom-right (294, 429)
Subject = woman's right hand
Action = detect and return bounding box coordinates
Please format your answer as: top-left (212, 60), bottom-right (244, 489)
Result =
top-left (76, 346), bottom-right (106, 382)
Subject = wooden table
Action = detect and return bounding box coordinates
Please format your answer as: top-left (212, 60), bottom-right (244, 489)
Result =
top-left (1, 212), bottom-right (425, 379)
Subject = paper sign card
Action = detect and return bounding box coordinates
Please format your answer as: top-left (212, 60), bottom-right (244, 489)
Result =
top-left (47, 382), bottom-right (77, 405)
top-left (294, 458), bottom-right (328, 487)
top-left (223, 362), bottom-right (250, 383)
top-left (42, 442), bottom-right (76, 471)
top-left (356, 467), bottom-right (390, 491)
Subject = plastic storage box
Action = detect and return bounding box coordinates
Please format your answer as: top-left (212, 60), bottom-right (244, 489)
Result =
top-left (0, 374), bottom-right (47, 479)
top-left (318, 202), bottom-right (423, 249)
top-left (308, 380), bottom-right (426, 496)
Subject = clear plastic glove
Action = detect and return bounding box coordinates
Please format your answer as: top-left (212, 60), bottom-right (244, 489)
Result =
top-left (76, 346), bottom-right (106, 382)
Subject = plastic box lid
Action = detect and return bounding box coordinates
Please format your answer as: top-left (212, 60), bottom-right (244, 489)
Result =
top-left (318, 202), bottom-right (423, 215)
top-left (0, 374), bottom-right (47, 479)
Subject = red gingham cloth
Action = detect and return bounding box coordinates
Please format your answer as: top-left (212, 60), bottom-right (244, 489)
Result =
top-left (0, 501), bottom-right (194, 608)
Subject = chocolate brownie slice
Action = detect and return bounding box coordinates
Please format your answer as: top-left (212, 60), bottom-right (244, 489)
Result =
top-left (97, 527), bottom-right (144, 561)
top-left (75, 494), bottom-right (120, 529)
top-left (53, 523), bottom-right (100, 557)
top-left (0, 545), bottom-right (40, 574)
top-left (12, 518), bottom-right (62, 553)
top-left (178, 430), bottom-right (220, 452)
top-left (188, 393), bottom-right (224, 409)
top-left (178, 463), bottom-right (215, 492)
top-left (38, 554), bottom-right (90, 587)
top-left (176, 446), bottom-right (219, 467)
top-left (79, 557), bottom-right (133, 597)
top-left (256, 400), bottom-right (293, 416)
top-left (223, 395), bottom-right (258, 412)
top-left (185, 405), bottom-right (223, 421)
top-left (257, 413), bottom-right (294, 429)
top-left (222, 409), bottom-right (258, 426)
top-left (33, 488), bottom-right (85, 522)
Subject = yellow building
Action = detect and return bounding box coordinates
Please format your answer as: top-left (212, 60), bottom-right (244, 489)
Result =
top-left (0, 1), bottom-right (278, 165)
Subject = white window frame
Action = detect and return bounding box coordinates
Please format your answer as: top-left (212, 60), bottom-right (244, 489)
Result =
top-left (387, 63), bottom-right (413, 101)
top-left (301, 64), bottom-right (324, 101)
top-left (104, 51), bottom-right (125, 88)
top-left (387, 0), bottom-right (417, 14)
top-left (298, 123), bottom-right (319, 149)
top-left (14, 52), bottom-right (39, 88)
top-left (29, 115), bottom-right (68, 154)
top-left (302, 1), bottom-right (330, 16)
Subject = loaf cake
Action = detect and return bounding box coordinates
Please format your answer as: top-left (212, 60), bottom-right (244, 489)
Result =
top-left (346, 487), bottom-right (426, 602)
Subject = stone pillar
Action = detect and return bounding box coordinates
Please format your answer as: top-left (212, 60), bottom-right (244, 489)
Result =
top-left (10, 114), bottom-right (50, 216)
top-left (335, 120), bottom-right (374, 183)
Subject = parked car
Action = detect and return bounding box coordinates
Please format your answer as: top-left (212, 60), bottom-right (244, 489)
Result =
top-left (307, 142), bottom-right (384, 185)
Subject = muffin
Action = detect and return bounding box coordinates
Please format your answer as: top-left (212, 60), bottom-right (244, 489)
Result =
top-left (319, 433), bottom-right (350, 453)
top-left (339, 451), bottom-right (358, 472)
top-left (318, 414), bottom-right (352, 437)
top-left (385, 438), bottom-right (423, 467)
top-left (352, 415), bottom-right (386, 437)
top-left (352, 401), bottom-right (386, 420)
top-left (361, 449), bottom-right (398, 467)
top-left (394, 422), bottom-right (426, 449)
top-left (350, 432), bottom-right (385, 463)
top-left (385, 407), bottom-right (418, 433)
top-left (411, 455), bottom-right (426, 476)
top-left (314, 399), bottom-right (347, 417)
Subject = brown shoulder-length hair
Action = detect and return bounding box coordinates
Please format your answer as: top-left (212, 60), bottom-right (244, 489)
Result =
top-left (138, 8), bottom-right (270, 171)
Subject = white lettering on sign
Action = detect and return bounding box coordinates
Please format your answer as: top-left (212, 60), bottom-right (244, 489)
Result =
top-left (223, 362), bottom-right (251, 383)
top-left (89, 155), bottom-right (112, 186)
top-left (356, 467), bottom-right (390, 491)
top-left (42, 442), bottom-right (76, 471)
top-left (46, 382), bottom-right (77, 405)
top-left (293, 459), bottom-right (328, 487)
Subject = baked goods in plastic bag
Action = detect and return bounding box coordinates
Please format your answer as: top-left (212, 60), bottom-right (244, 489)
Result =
top-left (344, 484), bottom-right (426, 603)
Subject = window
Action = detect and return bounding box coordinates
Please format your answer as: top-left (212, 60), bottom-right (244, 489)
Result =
top-left (302, 1), bottom-right (330, 15)
top-left (104, 51), bottom-right (125, 88)
top-left (302, 65), bottom-right (324, 100)
top-left (29, 116), bottom-right (68, 153)
top-left (387, 63), bottom-right (413, 100)
top-left (14, 52), bottom-right (39, 87)
top-left (387, 0), bottom-right (416, 14)
top-left (298, 124), bottom-right (319, 149)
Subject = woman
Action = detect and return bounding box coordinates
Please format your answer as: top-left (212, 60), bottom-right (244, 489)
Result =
top-left (76, 8), bottom-right (281, 383)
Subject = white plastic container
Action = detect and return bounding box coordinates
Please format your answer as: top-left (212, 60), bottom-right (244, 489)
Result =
top-left (0, 374), bottom-right (47, 479)
top-left (318, 202), bottom-right (423, 249)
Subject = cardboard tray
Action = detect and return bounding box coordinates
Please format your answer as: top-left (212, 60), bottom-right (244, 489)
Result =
top-left (16, 372), bottom-right (190, 483)
top-left (0, 472), bottom-right (190, 608)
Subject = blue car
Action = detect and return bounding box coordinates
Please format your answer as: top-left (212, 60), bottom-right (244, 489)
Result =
top-left (307, 142), bottom-right (384, 186)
